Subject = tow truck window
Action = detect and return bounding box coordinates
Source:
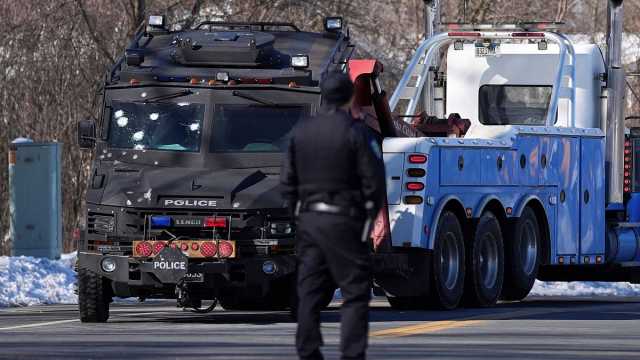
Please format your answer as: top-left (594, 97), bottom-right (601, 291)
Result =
top-left (210, 104), bottom-right (308, 152)
top-left (479, 85), bottom-right (553, 125)
top-left (108, 101), bottom-right (204, 152)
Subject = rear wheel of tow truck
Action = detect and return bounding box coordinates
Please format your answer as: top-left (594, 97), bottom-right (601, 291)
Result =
top-left (502, 207), bottom-right (540, 301)
top-left (463, 212), bottom-right (504, 307)
top-left (78, 268), bottom-right (112, 323)
top-left (425, 211), bottom-right (466, 310)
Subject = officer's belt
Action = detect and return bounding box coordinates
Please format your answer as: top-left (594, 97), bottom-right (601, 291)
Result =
top-left (302, 202), bottom-right (364, 217)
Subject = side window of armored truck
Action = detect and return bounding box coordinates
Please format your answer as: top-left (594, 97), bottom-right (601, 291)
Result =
top-left (210, 104), bottom-right (309, 152)
top-left (478, 85), bottom-right (555, 126)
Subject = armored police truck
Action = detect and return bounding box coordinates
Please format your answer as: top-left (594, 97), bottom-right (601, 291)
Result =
top-left (75, 16), bottom-right (381, 322)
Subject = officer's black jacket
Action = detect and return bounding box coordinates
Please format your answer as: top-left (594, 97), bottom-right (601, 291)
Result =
top-left (280, 107), bottom-right (386, 214)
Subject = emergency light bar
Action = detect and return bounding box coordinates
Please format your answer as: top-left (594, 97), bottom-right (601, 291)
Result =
top-left (443, 21), bottom-right (562, 32)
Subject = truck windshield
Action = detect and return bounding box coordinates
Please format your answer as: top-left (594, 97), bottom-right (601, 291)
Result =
top-left (210, 104), bottom-right (308, 152)
top-left (479, 85), bottom-right (553, 125)
top-left (108, 101), bottom-right (205, 152)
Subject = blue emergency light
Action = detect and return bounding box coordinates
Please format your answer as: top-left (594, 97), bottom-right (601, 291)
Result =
top-left (150, 215), bottom-right (172, 228)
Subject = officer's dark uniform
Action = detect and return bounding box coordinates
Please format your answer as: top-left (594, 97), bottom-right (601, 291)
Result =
top-left (281, 72), bottom-right (386, 360)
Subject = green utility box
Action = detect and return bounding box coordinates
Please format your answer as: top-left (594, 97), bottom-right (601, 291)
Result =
top-left (9, 140), bottom-right (63, 259)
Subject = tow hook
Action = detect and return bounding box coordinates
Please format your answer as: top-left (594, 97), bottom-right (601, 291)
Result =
top-left (175, 280), bottom-right (217, 313)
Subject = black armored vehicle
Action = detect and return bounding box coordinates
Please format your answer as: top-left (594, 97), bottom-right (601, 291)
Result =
top-left (75, 15), bottom-right (375, 322)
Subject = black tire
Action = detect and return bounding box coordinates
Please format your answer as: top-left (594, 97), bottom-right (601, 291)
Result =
top-left (463, 212), bottom-right (504, 307)
top-left (78, 268), bottom-right (111, 323)
top-left (502, 207), bottom-right (541, 301)
top-left (426, 211), bottom-right (466, 310)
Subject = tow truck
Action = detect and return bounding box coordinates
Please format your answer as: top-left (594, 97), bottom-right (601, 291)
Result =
top-left (75, 16), bottom-right (406, 322)
top-left (373, 0), bottom-right (640, 309)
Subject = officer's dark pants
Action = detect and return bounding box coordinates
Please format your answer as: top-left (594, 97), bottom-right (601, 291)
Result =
top-left (295, 212), bottom-right (371, 360)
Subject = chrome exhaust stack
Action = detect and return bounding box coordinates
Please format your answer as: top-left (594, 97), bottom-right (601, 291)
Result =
top-left (605, 0), bottom-right (626, 205)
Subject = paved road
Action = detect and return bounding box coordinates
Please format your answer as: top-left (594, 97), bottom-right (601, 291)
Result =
top-left (1, 296), bottom-right (639, 359)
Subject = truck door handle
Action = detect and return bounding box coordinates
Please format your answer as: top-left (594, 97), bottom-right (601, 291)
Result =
top-left (391, 176), bottom-right (401, 181)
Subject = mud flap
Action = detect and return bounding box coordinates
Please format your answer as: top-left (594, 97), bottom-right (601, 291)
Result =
top-left (372, 249), bottom-right (432, 297)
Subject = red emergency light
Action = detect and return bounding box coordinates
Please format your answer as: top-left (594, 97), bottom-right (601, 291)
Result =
top-left (204, 217), bottom-right (227, 228)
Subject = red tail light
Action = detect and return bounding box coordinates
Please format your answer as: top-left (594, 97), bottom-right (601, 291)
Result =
top-left (200, 242), bottom-right (218, 257)
top-left (180, 243), bottom-right (189, 251)
top-left (204, 217), bottom-right (227, 228)
top-left (218, 241), bottom-right (234, 258)
top-left (191, 242), bottom-right (200, 251)
top-left (408, 154), bottom-right (427, 164)
top-left (153, 241), bottom-right (166, 255)
top-left (406, 182), bottom-right (425, 191)
top-left (135, 241), bottom-right (153, 257)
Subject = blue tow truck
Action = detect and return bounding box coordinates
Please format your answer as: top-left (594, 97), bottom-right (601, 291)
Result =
top-left (373, 0), bottom-right (640, 309)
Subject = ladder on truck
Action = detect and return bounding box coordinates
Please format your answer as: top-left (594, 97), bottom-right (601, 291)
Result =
top-left (389, 23), bottom-right (578, 128)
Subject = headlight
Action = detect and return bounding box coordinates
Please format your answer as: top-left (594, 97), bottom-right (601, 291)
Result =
top-left (101, 257), bottom-right (117, 273)
top-left (270, 222), bottom-right (293, 235)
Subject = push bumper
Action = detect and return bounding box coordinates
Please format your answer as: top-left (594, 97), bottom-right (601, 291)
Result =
top-left (78, 252), bottom-right (296, 293)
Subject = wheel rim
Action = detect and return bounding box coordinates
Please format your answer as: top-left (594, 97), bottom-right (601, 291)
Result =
top-left (440, 232), bottom-right (461, 290)
top-left (520, 220), bottom-right (538, 275)
top-left (479, 234), bottom-right (498, 289)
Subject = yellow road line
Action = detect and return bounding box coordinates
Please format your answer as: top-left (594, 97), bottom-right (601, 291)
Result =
top-left (371, 319), bottom-right (484, 337)
top-left (370, 307), bottom-right (575, 338)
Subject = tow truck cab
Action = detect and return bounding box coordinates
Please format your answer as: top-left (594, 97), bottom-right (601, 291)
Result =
top-left (76, 17), bottom-right (369, 321)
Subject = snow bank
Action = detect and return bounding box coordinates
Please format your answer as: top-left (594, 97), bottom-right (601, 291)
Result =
top-left (531, 280), bottom-right (640, 297)
top-left (0, 253), bottom-right (77, 307)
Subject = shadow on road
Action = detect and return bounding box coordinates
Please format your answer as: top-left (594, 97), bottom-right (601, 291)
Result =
top-left (103, 296), bottom-right (640, 325)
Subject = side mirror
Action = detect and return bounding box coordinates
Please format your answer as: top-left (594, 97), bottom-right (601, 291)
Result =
top-left (77, 119), bottom-right (96, 149)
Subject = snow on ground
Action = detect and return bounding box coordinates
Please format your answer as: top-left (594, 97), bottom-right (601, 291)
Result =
top-left (2, 252), bottom-right (640, 307)
top-left (531, 280), bottom-right (640, 297)
top-left (0, 253), bottom-right (77, 307)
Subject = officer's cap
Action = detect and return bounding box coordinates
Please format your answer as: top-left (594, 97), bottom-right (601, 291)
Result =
top-left (321, 71), bottom-right (354, 106)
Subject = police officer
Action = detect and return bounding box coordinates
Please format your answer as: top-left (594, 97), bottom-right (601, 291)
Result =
top-left (281, 71), bottom-right (386, 360)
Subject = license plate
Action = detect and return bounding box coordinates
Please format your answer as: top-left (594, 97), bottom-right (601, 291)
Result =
top-left (184, 273), bottom-right (204, 283)
top-left (475, 46), bottom-right (495, 57)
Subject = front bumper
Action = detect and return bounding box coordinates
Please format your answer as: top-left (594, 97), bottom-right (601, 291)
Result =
top-left (78, 251), bottom-right (296, 297)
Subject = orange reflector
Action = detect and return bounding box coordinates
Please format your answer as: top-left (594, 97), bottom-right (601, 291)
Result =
top-left (506, 207), bottom-right (513, 215)
top-left (465, 208), bottom-right (472, 218)
top-left (288, 81), bottom-right (299, 88)
top-left (407, 168), bottom-right (426, 177)
top-left (558, 256), bottom-right (564, 264)
top-left (403, 196), bottom-right (423, 205)
top-left (208, 79), bottom-right (217, 86)
top-left (596, 256), bottom-right (603, 264)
